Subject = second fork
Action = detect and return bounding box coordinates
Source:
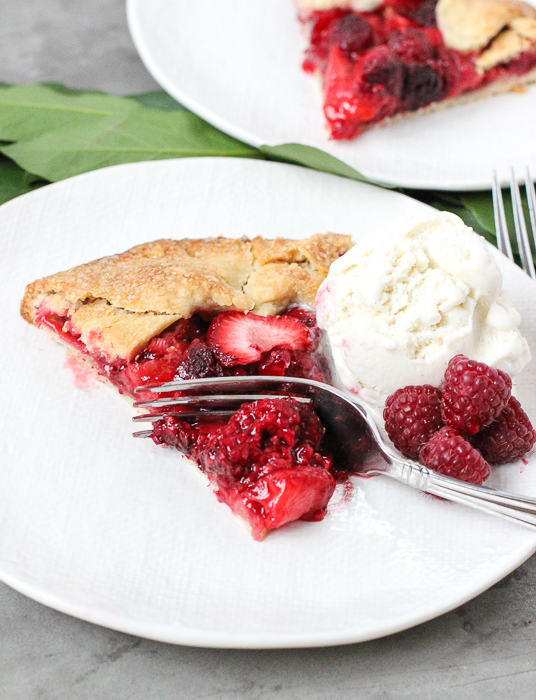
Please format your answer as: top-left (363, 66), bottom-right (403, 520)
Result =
top-left (493, 168), bottom-right (536, 279)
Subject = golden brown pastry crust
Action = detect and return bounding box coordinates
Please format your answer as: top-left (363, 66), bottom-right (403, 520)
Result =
top-left (475, 27), bottom-right (533, 70)
top-left (436, 0), bottom-right (536, 52)
top-left (22, 234), bottom-right (353, 362)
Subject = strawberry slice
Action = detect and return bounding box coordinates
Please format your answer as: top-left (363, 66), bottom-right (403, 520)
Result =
top-left (207, 311), bottom-right (312, 367)
top-left (222, 468), bottom-right (336, 541)
top-left (256, 468), bottom-right (336, 529)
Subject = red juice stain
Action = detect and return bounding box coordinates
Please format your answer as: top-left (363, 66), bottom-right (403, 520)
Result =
top-left (327, 479), bottom-right (355, 514)
top-left (63, 354), bottom-right (96, 392)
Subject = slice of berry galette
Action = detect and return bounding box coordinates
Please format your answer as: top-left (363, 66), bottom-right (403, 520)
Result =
top-left (296, 0), bottom-right (536, 139)
top-left (21, 234), bottom-right (356, 540)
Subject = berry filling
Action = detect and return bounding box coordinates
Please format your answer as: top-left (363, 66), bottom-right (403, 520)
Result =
top-left (36, 308), bottom-right (329, 402)
top-left (301, 1), bottom-right (536, 139)
top-left (35, 306), bottom-right (343, 537)
top-left (152, 398), bottom-right (335, 540)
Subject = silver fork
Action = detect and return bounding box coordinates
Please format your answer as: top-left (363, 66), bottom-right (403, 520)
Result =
top-left (133, 375), bottom-right (536, 531)
top-left (493, 168), bottom-right (536, 279)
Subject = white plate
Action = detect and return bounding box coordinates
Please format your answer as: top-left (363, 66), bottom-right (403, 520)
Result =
top-left (126, 0), bottom-right (536, 191)
top-left (2, 158), bottom-right (536, 649)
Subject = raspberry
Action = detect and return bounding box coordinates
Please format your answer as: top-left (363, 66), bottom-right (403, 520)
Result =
top-left (419, 427), bottom-right (491, 485)
top-left (472, 396), bottom-right (536, 464)
top-left (383, 385), bottom-right (443, 459)
top-left (441, 355), bottom-right (512, 436)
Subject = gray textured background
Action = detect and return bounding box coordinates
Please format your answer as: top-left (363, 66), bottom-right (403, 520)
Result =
top-left (1, 1), bottom-right (535, 698)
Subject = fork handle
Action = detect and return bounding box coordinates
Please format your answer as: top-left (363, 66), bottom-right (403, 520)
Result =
top-left (383, 459), bottom-right (536, 530)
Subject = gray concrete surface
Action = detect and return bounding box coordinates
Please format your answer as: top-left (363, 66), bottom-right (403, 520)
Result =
top-left (0, 0), bottom-right (159, 94)
top-left (1, 1), bottom-right (535, 698)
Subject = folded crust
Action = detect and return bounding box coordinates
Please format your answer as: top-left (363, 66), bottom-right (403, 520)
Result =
top-left (22, 234), bottom-right (353, 362)
top-left (437, 0), bottom-right (536, 52)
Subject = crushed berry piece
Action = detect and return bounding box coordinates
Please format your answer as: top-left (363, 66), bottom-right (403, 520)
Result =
top-left (153, 398), bottom-right (336, 540)
top-left (283, 307), bottom-right (318, 328)
top-left (387, 28), bottom-right (434, 63)
top-left (137, 317), bottom-right (205, 362)
top-left (152, 413), bottom-right (199, 452)
top-left (362, 46), bottom-right (405, 98)
top-left (257, 348), bottom-right (292, 376)
top-left (174, 339), bottom-right (223, 380)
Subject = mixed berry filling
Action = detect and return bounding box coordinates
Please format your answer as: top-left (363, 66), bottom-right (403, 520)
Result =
top-left (302, 0), bottom-right (536, 139)
top-left (37, 306), bottom-right (347, 538)
top-left (38, 307), bottom-right (329, 402)
top-left (152, 398), bottom-right (335, 540)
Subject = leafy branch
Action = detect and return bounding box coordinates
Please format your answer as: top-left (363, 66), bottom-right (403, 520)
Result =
top-left (0, 82), bottom-right (500, 248)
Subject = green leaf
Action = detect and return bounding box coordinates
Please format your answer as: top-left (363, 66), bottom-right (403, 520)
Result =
top-left (129, 91), bottom-right (186, 112)
top-left (460, 191), bottom-right (495, 236)
top-left (462, 188), bottom-right (535, 266)
top-left (0, 157), bottom-right (47, 205)
top-left (0, 87), bottom-right (261, 182)
top-left (0, 84), bottom-right (135, 143)
top-left (260, 143), bottom-right (389, 187)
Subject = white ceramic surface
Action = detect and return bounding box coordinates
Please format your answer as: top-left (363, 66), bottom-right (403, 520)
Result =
top-left (126, 0), bottom-right (536, 191)
top-left (2, 158), bottom-right (536, 649)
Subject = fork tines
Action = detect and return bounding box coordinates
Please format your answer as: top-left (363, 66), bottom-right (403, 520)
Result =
top-left (493, 168), bottom-right (536, 279)
top-left (134, 392), bottom-right (312, 411)
top-left (133, 376), bottom-right (316, 426)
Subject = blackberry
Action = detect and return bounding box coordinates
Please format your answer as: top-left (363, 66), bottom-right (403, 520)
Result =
top-left (402, 64), bottom-right (445, 111)
top-left (413, 0), bottom-right (439, 27)
top-left (174, 339), bottom-right (223, 380)
top-left (362, 46), bottom-right (405, 98)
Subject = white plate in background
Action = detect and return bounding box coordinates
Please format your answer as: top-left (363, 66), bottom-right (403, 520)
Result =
top-left (2, 158), bottom-right (536, 648)
top-left (126, 0), bottom-right (536, 190)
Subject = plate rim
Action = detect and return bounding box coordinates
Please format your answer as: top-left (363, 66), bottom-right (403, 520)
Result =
top-left (3, 157), bottom-right (536, 648)
top-left (125, 0), bottom-right (536, 192)
top-left (2, 534), bottom-right (536, 649)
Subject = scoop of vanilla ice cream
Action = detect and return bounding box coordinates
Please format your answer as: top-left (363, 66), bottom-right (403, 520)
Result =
top-left (316, 212), bottom-right (531, 406)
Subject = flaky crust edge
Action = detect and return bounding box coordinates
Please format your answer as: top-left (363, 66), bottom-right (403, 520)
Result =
top-left (21, 234), bottom-right (354, 362)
